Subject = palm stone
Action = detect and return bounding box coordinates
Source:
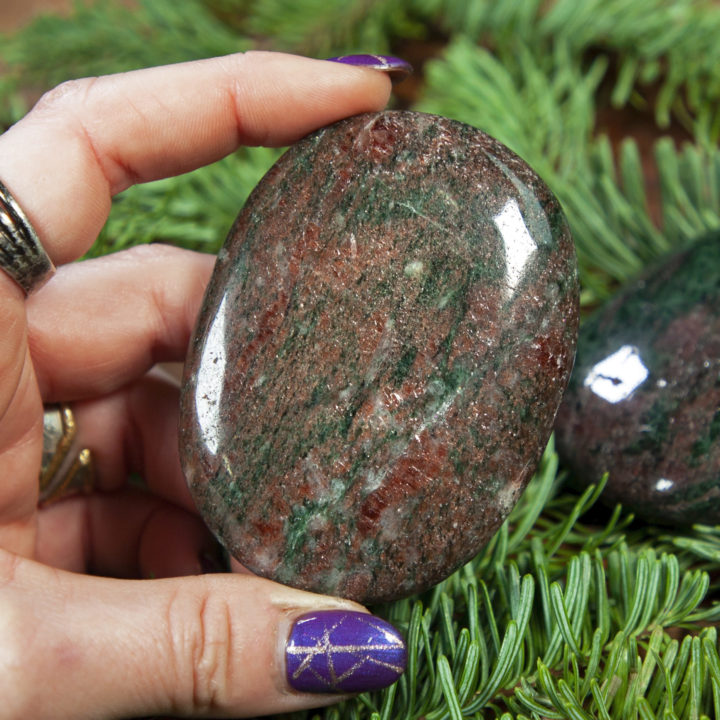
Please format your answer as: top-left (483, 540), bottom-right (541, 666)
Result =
top-left (180, 111), bottom-right (579, 603)
top-left (555, 234), bottom-right (720, 526)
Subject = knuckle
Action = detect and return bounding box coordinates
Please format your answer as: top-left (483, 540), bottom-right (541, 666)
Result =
top-left (166, 585), bottom-right (235, 714)
top-left (124, 245), bottom-right (191, 353)
top-left (33, 77), bottom-right (97, 116)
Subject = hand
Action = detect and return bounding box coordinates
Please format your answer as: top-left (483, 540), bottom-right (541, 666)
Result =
top-left (0, 52), bottom-right (406, 718)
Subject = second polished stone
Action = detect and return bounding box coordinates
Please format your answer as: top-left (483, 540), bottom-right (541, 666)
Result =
top-left (555, 234), bottom-right (720, 526)
top-left (180, 111), bottom-right (579, 603)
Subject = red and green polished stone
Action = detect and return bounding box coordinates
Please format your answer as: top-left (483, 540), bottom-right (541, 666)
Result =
top-left (180, 111), bottom-right (579, 603)
top-left (556, 234), bottom-right (720, 526)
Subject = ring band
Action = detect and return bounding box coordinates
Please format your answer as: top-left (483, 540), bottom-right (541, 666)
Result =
top-left (0, 180), bottom-right (56, 294)
top-left (40, 404), bottom-right (95, 506)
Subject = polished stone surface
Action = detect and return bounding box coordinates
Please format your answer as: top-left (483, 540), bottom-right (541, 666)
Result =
top-left (180, 111), bottom-right (579, 603)
top-left (556, 234), bottom-right (720, 526)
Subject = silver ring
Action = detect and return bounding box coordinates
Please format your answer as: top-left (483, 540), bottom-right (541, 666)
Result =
top-left (40, 404), bottom-right (95, 506)
top-left (0, 180), bottom-right (56, 294)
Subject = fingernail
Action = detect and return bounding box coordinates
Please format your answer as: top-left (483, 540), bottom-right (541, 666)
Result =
top-left (325, 54), bottom-right (413, 83)
top-left (286, 610), bottom-right (406, 694)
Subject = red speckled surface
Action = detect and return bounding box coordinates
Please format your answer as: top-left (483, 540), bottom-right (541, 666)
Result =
top-left (180, 111), bottom-right (579, 603)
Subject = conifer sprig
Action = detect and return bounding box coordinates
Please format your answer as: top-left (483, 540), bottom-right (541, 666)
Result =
top-left (2, 2), bottom-right (719, 718)
top-left (320, 443), bottom-right (720, 719)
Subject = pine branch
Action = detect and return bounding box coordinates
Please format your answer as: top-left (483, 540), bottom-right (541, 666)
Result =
top-left (299, 441), bottom-right (720, 719)
top-left (0, 0), bottom-right (246, 125)
top-left (410, 0), bottom-right (720, 138)
top-left (408, 0), bottom-right (545, 45)
top-left (3, 3), bottom-right (720, 718)
top-left (539, 0), bottom-right (720, 136)
top-left (417, 37), bottom-right (720, 304)
top-left (237, 0), bottom-right (424, 56)
top-left (92, 147), bottom-right (282, 257)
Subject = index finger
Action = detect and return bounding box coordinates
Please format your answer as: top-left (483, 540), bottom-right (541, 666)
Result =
top-left (0, 52), bottom-right (390, 525)
top-left (0, 51), bottom-right (391, 265)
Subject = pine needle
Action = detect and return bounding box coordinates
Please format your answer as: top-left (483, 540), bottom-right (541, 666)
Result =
top-left (2, 2), bottom-right (719, 717)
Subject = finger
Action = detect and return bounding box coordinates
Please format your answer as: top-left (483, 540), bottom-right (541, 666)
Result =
top-left (0, 52), bottom-right (387, 539)
top-left (26, 246), bottom-right (216, 544)
top-left (0, 244), bottom-right (213, 534)
top-left (27, 244), bottom-right (214, 400)
top-left (60, 370), bottom-right (196, 512)
top-left (1, 551), bottom-right (406, 719)
top-left (0, 51), bottom-right (391, 265)
top-left (0, 286), bottom-right (41, 555)
top-left (28, 247), bottom-right (215, 513)
top-left (36, 488), bottom-right (225, 579)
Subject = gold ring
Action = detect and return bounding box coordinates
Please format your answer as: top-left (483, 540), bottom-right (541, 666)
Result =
top-left (40, 404), bottom-right (95, 506)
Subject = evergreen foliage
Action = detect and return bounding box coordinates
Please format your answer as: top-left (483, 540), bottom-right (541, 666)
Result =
top-left (2, 2), bottom-right (719, 718)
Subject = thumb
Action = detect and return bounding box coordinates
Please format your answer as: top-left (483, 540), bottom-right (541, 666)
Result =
top-left (0, 550), bottom-right (406, 719)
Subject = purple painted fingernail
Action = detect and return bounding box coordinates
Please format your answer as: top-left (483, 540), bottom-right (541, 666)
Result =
top-left (286, 610), bottom-right (406, 694)
top-left (326, 54), bottom-right (413, 83)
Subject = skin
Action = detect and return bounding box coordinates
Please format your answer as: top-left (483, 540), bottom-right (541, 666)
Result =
top-left (0, 51), bottom-right (391, 718)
